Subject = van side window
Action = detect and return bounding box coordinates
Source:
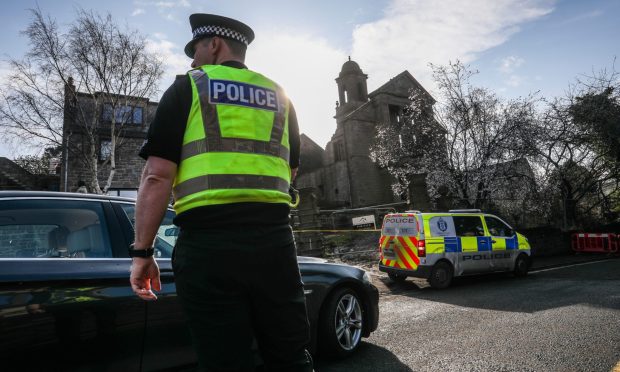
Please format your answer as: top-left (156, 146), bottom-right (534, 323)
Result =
top-left (485, 216), bottom-right (514, 237)
top-left (452, 216), bottom-right (485, 237)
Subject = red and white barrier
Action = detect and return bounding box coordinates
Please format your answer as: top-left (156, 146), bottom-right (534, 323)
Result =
top-left (571, 233), bottom-right (618, 253)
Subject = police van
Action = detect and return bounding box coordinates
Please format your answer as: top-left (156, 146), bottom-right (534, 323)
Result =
top-left (378, 210), bottom-right (531, 289)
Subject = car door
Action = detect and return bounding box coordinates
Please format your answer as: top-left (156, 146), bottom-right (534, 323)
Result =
top-left (0, 197), bottom-right (145, 371)
top-left (114, 203), bottom-right (196, 371)
top-left (483, 215), bottom-right (516, 271)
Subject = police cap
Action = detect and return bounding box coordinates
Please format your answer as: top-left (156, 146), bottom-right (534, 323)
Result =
top-left (184, 13), bottom-right (255, 58)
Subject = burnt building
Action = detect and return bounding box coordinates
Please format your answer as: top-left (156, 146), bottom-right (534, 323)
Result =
top-left (296, 58), bottom-right (436, 209)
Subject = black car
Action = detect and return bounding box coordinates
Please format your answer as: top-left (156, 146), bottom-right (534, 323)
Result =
top-left (0, 191), bottom-right (379, 371)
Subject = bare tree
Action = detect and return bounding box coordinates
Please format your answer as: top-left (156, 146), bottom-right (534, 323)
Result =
top-left (370, 87), bottom-right (446, 202)
top-left (0, 8), bottom-right (163, 193)
top-left (371, 61), bottom-right (541, 222)
top-left (14, 146), bottom-right (62, 175)
top-left (529, 64), bottom-right (620, 229)
top-left (431, 61), bottom-right (540, 210)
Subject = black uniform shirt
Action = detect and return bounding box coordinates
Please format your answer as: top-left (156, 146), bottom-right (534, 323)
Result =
top-left (139, 61), bottom-right (300, 229)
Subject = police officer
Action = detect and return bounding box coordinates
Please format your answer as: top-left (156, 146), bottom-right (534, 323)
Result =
top-left (129, 13), bottom-right (313, 372)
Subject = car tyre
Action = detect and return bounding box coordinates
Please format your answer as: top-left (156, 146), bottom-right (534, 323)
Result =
top-left (514, 254), bottom-right (529, 277)
top-left (318, 287), bottom-right (364, 358)
top-left (388, 272), bottom-right (407, 283)
top-left (428, 261), bottom-right (453, 289)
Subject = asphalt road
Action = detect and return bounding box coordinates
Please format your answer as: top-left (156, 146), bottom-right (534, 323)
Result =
top-left (315, 258), bottom-right (620, 372)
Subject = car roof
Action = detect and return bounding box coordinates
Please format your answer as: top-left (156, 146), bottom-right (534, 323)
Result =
top-left (0, 190), bottom-right (137, 204)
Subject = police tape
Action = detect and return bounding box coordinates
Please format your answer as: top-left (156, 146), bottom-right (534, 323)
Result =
top-left (293, 229), bottom-right (380, 233)
top-left (325, 249), bottom-right (378, 257)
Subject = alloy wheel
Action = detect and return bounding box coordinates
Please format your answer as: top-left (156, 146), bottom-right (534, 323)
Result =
top-left (334, 293), bottom-right (363, 351)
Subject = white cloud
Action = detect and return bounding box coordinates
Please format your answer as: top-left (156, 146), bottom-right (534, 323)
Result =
top-left (155, 0), bottom-right (190, 9)
top-left (155, 1), bottom-right (175, 7)
top-left (351, 0), bottom-right (554, 95)
top-left (558, 9), bottom-right (603, 25)
top-left (143, 0), bottom-right (555, 149)
top-left (506, 75), bottom-right (523, 87)
top-left (249, 30), bottom-right (347, 148)
top-left (499, 56), bottom-right (525, 73)
top-left (133, 0), bottom-right (189, 22)
top-left (164, 13), bottom-right (178, 22)
top-left (145, 34), bottom-right (191, 95)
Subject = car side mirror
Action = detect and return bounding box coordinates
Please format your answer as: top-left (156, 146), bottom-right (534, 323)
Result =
top-left (164, 227), bottom-right (179, 237)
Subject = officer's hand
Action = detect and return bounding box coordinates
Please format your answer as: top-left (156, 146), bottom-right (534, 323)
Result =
top-left (130, 257), bottom-right (161, 301)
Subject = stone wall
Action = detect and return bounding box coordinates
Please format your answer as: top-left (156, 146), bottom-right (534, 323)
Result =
top-left (97, 136), bottom-right (146, 189)
top-left (322, 162), bottom-right (351, 207)
top-left (298, 134), bottom-right (324, 174)
top-left (63, 132), bottom-right (146, 193)
top-left (344, 119), bottom-right (393, 206)
top-left (518, 226), bottom-right (572, 257)
top-left (292, 187), bottom-right (324, 257)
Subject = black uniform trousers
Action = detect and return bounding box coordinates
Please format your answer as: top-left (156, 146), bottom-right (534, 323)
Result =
top-left (172, 224), bottom-right (313, 372)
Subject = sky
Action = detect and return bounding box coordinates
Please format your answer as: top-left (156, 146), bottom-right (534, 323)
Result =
top-left (0, 0), bottom-right (618, 158)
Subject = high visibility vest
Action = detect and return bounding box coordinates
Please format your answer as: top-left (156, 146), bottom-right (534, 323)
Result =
top-left (173, 65), bottom-right (292, 215)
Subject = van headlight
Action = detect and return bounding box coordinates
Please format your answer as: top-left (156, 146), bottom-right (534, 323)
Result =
top-left (362, 271), bottom-right (373, 284)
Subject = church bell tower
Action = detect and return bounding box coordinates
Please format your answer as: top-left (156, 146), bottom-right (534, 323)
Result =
top-left (335, 57), bottom-right (368, 118)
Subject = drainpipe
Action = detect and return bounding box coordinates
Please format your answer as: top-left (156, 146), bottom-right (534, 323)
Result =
top-left (63, 131), bottom-right (71, 192)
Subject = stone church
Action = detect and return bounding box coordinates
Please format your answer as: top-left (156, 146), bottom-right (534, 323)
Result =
top-left (296, 58), bottom-right (435, 209)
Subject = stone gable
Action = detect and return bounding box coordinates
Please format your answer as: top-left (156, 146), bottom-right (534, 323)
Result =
top-left (297, 60), bottom-right (434, 209)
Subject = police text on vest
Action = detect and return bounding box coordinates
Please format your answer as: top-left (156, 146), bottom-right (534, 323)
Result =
top-left (209, 80), bottom-right (279, 112)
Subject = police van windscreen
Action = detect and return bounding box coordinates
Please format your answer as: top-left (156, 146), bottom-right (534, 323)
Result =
top-left (382, 215), bottom-right (418, 236)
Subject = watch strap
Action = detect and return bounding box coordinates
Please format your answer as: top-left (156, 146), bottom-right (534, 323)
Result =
top-left (129, 244), bottom-right (155, 258)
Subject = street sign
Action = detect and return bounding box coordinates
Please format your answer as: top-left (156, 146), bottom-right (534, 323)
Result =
top-left (352, 215), bottom-right (376, 229)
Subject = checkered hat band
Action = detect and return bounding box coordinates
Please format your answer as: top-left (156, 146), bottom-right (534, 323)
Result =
top-left (193, 25), bottom-right (249, 45)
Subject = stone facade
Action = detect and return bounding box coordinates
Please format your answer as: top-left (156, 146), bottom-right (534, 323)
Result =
top-left (296, 59), bottom-right (435, 209)
top-left (60, 80), bottom-right (157, 194)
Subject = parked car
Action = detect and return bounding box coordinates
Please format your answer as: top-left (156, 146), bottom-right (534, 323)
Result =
top-left (0, 191), bottom-right (379, 371)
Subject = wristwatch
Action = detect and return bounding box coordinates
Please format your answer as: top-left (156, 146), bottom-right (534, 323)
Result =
top-left (128, 244), bottom-right (155, 258)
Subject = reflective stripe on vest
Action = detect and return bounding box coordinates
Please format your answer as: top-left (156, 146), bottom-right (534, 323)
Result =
top-left (174, 174), bottom-right (289, 200)
top-left (173, 66), bottom-right (291, 214)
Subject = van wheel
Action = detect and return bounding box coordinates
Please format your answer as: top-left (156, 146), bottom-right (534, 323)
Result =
top-left (388, 273), bottom-right (407, 283)
top-left (514, 254), bottom-right (529, 277)
top-left (428, 262), bottom-right (453, 289)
